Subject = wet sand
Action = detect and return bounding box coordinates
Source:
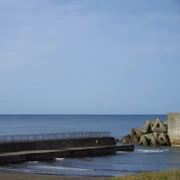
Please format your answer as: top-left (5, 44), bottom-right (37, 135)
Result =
top-left (0, 172), bottom-right (110, 180)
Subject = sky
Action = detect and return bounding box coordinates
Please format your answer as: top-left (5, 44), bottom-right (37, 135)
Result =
top-left (0, 0), bottom-right (180, 114)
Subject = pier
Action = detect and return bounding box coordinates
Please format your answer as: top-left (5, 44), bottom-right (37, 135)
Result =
top-left (0, 132), bottom-right (134, 165)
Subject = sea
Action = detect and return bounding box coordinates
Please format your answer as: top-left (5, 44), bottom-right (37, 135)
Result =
top-left (0, 114), bottom-right (180, 177)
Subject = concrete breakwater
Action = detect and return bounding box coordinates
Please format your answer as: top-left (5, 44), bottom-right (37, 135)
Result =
top-left (0, 132), bottom-right (134, 165)
top-left (0, 144), bottom-right (134, 165)
top-left (120, 118), bottom-right (170, 146)
top-left (0, 137), bottom-right (116, 153)
top-left (168, 113), bottom-right (180, 146)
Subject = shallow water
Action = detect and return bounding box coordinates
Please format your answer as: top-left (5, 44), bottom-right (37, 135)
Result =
top-left (0, 115), bottom-right (180, 177)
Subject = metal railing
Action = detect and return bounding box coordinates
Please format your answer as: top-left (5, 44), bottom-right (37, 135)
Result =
top-left (0, 132), bottom-right (111, 142)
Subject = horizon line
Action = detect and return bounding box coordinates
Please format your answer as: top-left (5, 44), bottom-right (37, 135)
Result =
top-left (0, 113), bottom-right (167, 115)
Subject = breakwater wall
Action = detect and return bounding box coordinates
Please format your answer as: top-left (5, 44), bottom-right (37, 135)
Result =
top-left (0, 145), bottom-right (134, 165)
top-left (0, 133), bottom-right (134, 166)
top-left (168, 113), bottom-right (180, 145)
top-left (0, 137), bottom-right (116, 153)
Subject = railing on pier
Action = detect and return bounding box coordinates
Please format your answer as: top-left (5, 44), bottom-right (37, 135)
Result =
top-left (0, 132), bottom-right (111, 142)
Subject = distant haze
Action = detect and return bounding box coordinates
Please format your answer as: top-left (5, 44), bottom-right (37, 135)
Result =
top-left (0, 0), bottom-right (180, 114)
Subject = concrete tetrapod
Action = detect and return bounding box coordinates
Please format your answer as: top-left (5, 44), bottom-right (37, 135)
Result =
top-left (157, 133), bottom-right (171, 146)
top-left (143, 133), bottom-right (157, 146)
top-left (152, 118), bottom-right (167, 132)
top-left (132, 135), bottom-right (139, 144)
top-left (120, 135), bottom-right (132, 144)
top-left (150, 134), bottom-right (158, 146)
top-left (120, 118), bottom-right (171, 147)
top-left (153, 132), bottom-right (160, 139)
top-left (131, 128), bottom-right (142, 139)
top-left (139, 120), bottom-right (152, 134)
top-left (139, 135), bottom-right (149, 146)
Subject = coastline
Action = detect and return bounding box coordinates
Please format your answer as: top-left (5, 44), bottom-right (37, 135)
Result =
top-left (0, 172), bottom-right (110, 180)
top-left (1, 169), bottom-right (180, 180)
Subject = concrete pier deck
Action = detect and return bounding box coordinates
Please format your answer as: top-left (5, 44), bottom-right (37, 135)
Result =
top-left (0, 145), bottom-right (134, 165)
top-left (0, 132), bottom-right (134, 165)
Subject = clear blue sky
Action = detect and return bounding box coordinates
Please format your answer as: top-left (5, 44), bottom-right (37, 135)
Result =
top-left (0, 0), bottom-right (180, 114)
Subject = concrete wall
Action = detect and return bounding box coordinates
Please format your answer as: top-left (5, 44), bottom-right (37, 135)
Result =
top-left (0, 137), bottom-right (116, 153)
top-left (0, 145), bottom-right (134, 165)
top-left (168, 113), bottom-right (180, 145)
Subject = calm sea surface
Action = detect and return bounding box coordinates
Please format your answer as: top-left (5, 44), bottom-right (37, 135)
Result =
top-left (0, 114), bottom-right (179, 177)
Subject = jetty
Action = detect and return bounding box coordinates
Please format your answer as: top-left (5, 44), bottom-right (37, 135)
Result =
top-left (0, 132), bottom-right (134, 165)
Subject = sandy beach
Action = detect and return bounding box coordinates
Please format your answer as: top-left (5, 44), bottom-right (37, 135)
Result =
top-left (0, 172), bottom-right (110, 180)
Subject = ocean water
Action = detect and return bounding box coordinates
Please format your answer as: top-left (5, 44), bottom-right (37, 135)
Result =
top-left (0, 114), bottom-right (180, 177)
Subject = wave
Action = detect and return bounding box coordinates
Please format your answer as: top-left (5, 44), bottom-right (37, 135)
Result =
top-left (35, 165), bottom-right (94, 171)
top-left (26, 161), bottom-right (39, 164)
top-left (95, 168), bottom-right (149, 173)
top-left (55, 158), bottom-right (64, 161)
top-left (0, 167), bottom-right (31, 173)
top-left (135, 149), bottom-right (169, 153)
top-left (117, 151), bottom-right (129, 154)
